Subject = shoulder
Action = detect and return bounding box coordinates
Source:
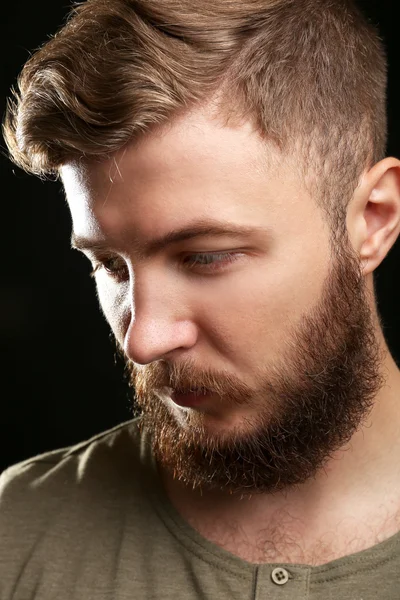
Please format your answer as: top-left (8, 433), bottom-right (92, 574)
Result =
top-left (0, 417), bottom-right (160, 597)
top-left (0, 417), bottom-right (145, 502)
top-left (0, 418), bottom-right (149, 566)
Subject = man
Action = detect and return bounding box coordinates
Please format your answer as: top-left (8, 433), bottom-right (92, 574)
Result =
top-left (2, 0), bottom-right (400, 597)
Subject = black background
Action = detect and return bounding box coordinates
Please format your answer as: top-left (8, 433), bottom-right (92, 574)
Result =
top-left (1, 0), bottom-right (399, 473)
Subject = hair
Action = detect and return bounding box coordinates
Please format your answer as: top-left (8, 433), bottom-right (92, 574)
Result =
top-left (3, 0), bottom-right (387, 231)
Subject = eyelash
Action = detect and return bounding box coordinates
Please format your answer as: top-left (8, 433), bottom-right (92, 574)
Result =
top-left (89, 252), bottom-right (242, 279)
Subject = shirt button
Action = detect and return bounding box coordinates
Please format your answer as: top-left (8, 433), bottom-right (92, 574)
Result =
top-left (271, 567), bottom-right (290, 585)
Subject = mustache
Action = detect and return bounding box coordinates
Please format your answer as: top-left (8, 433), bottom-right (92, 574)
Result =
top-left (114, 348), bottom-right (255, 407)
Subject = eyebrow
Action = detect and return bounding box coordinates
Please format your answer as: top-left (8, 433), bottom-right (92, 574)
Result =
top-left (70, 219), bottom-right (269, 260)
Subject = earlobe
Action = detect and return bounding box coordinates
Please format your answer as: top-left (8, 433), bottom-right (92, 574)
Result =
top-left (351, 157), bottom-right (400, 275)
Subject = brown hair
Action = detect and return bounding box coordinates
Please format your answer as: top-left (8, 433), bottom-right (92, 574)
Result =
top-left (3, 0), bottom-right (387, 226)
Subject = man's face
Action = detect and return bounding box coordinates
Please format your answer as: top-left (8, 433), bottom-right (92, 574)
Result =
top-left (62, 107), bottom-right (384, 495)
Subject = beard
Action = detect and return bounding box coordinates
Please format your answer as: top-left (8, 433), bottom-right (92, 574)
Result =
top-left (121, 232), bottom-right (386, 497)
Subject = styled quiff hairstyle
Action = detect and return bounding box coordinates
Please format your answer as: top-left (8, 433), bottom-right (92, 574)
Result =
top-left (3, 0), bottom-right (387, 229)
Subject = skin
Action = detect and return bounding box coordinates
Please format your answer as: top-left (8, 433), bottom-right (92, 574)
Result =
top-left (62, 105), bottom-right (400, 565)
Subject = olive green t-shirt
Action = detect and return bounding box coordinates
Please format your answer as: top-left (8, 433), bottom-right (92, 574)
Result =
top-left (1, 417), bottom-right (399, 599)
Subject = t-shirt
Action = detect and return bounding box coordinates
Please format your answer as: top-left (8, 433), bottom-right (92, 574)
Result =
top-left (1, 417), bottom-right (399, 599)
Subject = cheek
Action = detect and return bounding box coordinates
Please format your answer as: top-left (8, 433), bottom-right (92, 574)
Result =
top-left (197, 258), bottom-right (327, 370)
top-left (95, 276), bottom-right (129, 344)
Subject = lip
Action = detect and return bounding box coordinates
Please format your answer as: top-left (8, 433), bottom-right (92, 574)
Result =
top-left (171, 389), bottom-right (213, 408)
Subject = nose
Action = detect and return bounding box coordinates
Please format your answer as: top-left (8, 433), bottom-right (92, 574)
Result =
top-left (123, 274), bottom-right (198, 365)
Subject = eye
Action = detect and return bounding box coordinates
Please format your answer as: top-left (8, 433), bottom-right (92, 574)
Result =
top-left (181, 252), bottom-right (243, 273)
top-left (90, 256), bottom-right (129, 281)
top-left (89, 251), bottom-right (243, 280)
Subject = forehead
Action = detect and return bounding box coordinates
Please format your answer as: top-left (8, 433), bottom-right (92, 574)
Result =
top-left (61, 107), bottom-right (306, 243)
top-left (62, 107), bottom-right (279, 184)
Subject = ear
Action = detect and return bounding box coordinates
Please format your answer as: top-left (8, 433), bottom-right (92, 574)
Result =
top-left (346, 157), bottom-right (400, 275)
